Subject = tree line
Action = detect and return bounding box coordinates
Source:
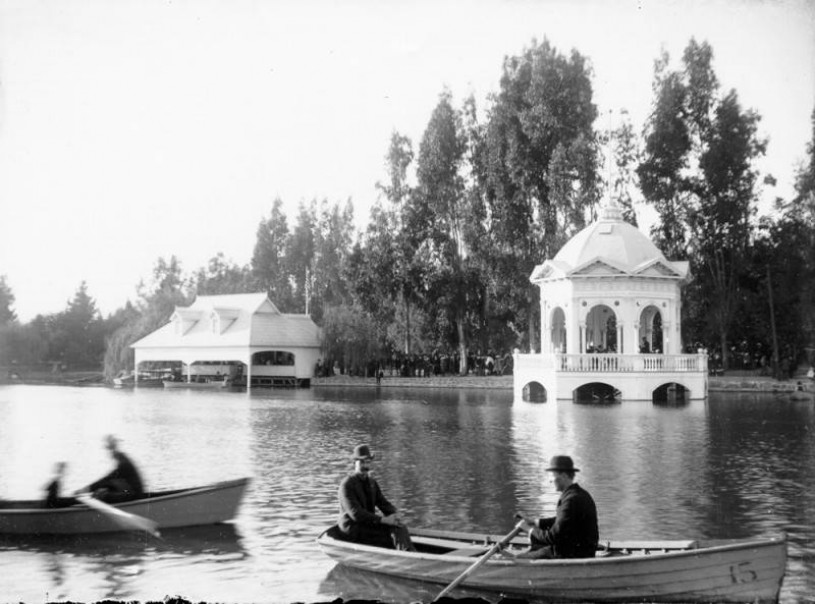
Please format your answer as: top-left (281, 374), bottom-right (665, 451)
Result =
top-left (1, 38), bottom-right (813, 380)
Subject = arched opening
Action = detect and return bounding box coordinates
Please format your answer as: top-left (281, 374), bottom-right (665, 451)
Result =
top-left (574, 382), bottom-right (620, 404)
top-left (550, 307), bottom-right (566, 353)
top-left (653, 382), bottom-right (689, 406)
top-left (252, 350), bottom-right (295, 366)
top-left (585, 304), bottom-right (617, 353)
top-left (639, 305), bottom-right (663, 353)
top-left (187, 360), bottom-right (245, 383)
top-left (251, 350), bottom-right (300, 387)
top-left (522, 381), bottom-right (547, 403)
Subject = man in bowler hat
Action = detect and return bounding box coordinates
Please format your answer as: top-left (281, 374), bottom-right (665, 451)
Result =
top-left (337, 444), bottom-right (414, 550)
top-left (85, 435), bottom-right (145, 503)
top-left (515, 455), bottom-right (598, 558)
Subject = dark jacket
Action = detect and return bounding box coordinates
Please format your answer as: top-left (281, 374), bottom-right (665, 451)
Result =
top-left (337, 472), bottom-right (396, 539)
top-left (89, 451), bottom-right (144, 498)
top-left (532, 482), bottom-right (598, 558)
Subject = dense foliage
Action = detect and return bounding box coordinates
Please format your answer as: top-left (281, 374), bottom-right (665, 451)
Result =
top-left (1, 38), bottom-right (813, 379)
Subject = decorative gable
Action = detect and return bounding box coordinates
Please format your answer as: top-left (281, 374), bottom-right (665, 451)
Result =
top-left (256, 299), bottom-right (281, 314)
top-left (210, 307), bottom-right (240, 334)
top-left (569, 259), bottom-right (629, 277)
top-left (632, 259), bottom-right (686, 279)
top-left (530, 264), bottom-right (555, 282)
top-left (171, 308), bottom-right (203, 336)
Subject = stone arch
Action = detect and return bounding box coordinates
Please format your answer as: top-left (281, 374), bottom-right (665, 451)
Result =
top-left (574, 381), bottom-right (621, 404)
top-left (584, 304), bottom-right (617, 352)
top-left (522, 381), bottom-right (548, 403)
top-left (639, 305), bottom-right (663, 353)
top-left (550, 307), bottom-right (567, 353)
top-left (652, 381), bottom-right (690, 406)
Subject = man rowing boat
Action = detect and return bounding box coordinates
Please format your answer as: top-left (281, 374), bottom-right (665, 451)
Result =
top-left (83, 435), bottom-right (145, 503)
top-left (514, 455), bottom-right (598, 559)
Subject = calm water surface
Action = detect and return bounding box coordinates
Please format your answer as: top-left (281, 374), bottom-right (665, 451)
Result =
top-left (0, 384), bottom-right (813, 603)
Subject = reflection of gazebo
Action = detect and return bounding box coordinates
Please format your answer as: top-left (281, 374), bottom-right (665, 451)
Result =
top-left (514, 202), bottom-right (707, 402)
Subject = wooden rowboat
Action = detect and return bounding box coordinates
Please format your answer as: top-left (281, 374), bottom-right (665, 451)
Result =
top-left (0, 477), bottom-right (249, 535)
top-left (162, 379), bottom-right (237, 389)
top-left (317, 525), bottom-right (787, 603)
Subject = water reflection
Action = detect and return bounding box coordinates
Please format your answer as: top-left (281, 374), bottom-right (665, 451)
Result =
top-left (319, 562), bottom-right (502, 603)
top-left (1, 384), bottom-right (813, 603)
top-left (0, 525), bottom-right (246, 600)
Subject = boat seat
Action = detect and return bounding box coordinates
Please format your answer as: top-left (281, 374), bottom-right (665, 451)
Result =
top-left (444, 547), bottom-right (489, 557)
top-left (602, 540), bottom-right (697, 552)
top-left (413, 535), bottom-right (487, 555)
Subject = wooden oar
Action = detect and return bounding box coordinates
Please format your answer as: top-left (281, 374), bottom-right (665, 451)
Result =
top-left (76, 493), bottom-right (161, 538)
top-left (435, 516), bottom-right (527, 600)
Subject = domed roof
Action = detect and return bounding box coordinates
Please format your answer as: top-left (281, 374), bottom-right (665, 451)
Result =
top-left (553, 202), bottom-right (667, 271)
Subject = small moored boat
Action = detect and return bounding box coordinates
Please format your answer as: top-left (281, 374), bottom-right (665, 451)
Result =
top-left (317, 525), bottom-right (787, 603)
top-left (162, 378), bottom-right (237, 389)
top-left (0, 477), bottom-right (250, 535)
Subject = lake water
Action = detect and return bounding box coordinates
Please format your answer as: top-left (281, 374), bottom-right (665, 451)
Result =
top-left (0, 384), bottom-right (813, 603)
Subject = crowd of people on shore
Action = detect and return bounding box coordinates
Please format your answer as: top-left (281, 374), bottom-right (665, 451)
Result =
top-left (704, 340), bottom-right (805, 379)
top-left (315, 350), bottom-right (515, 380)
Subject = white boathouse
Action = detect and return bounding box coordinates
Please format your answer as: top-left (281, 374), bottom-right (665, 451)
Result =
top-left (131, 293), bottom-right (321, 388)
top-left (513, 202), bottom-right (708, 402)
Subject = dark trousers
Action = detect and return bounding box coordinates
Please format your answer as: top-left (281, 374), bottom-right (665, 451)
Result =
top-left (344, 523), bottom-right (414, 550)
top-left (93, 478), bottom-right (139, 503)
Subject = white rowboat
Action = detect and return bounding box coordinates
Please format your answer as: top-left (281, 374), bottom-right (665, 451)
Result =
top-left (0, 477), bottom-right (249, 535)
top-left (317, 525), bottom-right (787, 603)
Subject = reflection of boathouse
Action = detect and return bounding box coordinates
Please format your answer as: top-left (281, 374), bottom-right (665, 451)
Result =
top-left (132, 293), bottom-right (321, 388)
top-left (513, 202), bottom-right (707, 402)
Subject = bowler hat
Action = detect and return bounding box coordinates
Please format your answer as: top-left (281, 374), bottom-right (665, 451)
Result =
top-left (352, 444), bottom-right (374, 460)
top-left (546, 455), bottom-right (579, 472)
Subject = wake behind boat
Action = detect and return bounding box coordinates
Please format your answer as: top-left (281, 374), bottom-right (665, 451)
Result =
top-left (0, 477), bottom-right (249, 535)
top-left (317, 525), bottom-right (787, 603)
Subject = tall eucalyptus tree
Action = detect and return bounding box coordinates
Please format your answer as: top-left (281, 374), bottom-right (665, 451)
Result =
top-left (251, 197), bottom-right (294, 310)
top-left (479, 38), bottom-right (599, 350)
top-left (409, 90), bottom-right (477, 373)
top-left (639, 39), bottom-right (766, 361)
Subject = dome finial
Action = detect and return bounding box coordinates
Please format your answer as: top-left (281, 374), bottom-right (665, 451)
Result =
top-left (600, 195), bottom-right (623, 222)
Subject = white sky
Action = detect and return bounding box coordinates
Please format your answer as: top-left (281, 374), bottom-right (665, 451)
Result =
top-left (1, 0), bottom-right (813, 322)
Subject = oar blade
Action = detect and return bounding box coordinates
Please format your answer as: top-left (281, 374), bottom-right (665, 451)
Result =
top-left (77, 494), bottom-right (161, 538)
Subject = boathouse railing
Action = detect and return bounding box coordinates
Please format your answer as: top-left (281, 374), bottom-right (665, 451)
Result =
top-left (516, 353), bottom-right (707, 374)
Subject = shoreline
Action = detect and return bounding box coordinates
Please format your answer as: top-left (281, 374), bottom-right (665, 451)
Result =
top-left (312, 373), bottom-right (813, 394)
top-left (3, 371), bottom-right (812, 394)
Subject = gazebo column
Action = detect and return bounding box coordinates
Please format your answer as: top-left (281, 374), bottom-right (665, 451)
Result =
top-left (540, 304), bottom-right (550, 353)
top-left (662, 320), bottom-right (671, 354)
top-left (616, 322), bottom-right (624, 353)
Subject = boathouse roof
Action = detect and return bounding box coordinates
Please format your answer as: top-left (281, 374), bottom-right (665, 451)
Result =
top-left (131, 292), bottom-right (321, 349)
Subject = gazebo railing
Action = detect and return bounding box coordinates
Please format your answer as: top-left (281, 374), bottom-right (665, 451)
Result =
top-left (516, 353), bottom-right (707, 374)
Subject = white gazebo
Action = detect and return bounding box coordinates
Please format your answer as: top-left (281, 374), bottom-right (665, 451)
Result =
top-left (132, 293), bottom-right (322, 388)
top-left (513, 202), bottom-right (708, 402)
